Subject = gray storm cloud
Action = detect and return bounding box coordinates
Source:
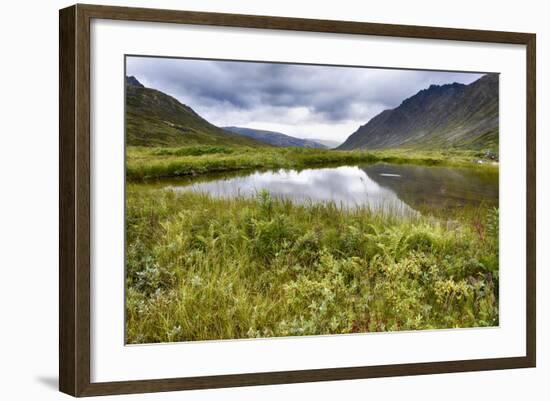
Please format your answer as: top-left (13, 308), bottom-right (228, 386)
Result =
top-left (126, 56), bottom-right (483, 142)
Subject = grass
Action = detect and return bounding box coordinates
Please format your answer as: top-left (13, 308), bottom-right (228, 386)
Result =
top-left (126, 145), bottom-right (498, 181)
top-left (125, 187), bottom-right (499, 344)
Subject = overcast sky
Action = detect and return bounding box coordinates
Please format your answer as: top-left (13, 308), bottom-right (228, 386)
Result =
top-left (126, 56), bottom-right (483, 143)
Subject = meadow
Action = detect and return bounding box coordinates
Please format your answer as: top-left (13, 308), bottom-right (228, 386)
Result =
top-left (123, 66), bottom-right (500, 343)
top-left (126, 168), bottom-right (499, 343)
top-left (126, 145), bottom-right (497, 180)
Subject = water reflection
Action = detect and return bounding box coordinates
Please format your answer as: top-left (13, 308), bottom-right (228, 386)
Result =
top-left (168, 166), bottom-right (416, 214)
top-left (362, 164), bottom-right (498, 211)
top-left (159, 163), bottom-right (498, 214)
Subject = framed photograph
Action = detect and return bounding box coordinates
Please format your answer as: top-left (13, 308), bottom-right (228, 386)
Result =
top-left (59, 4), bottom-right (536, 397)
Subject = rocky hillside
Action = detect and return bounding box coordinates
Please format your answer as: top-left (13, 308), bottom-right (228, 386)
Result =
top-left (125, 76), bottom-right (264, 147)
top-left (338, 74), bottom-right (499, 150)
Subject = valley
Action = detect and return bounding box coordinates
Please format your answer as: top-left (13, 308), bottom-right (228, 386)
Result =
top-left (124, 71), bottom-right (499, 343)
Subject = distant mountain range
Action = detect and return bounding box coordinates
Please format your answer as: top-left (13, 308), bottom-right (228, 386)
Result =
top-left (125, 76), bottom-right (264, 147)
top-left (338, 74), bottom-right (498, 150)
top-left (308, 139), bottom-right (342, 149)
top-left (222, 126), bottom-right (327, 149)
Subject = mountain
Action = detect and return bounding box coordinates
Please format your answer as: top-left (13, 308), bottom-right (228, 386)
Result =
top-left (309, 139), bottom-right (342, 149)
top-left (222, 126), bottom-right (327, 149)
top-left (125, 76), bottom-right (264, 147)
top-left (338, 74), bottom-right (499, 151)
top-left (126, 75), bottom-right (144, 88)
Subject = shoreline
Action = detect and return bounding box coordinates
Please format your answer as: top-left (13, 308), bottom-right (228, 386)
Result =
top-left (126, 146), bottom-right (499, 181)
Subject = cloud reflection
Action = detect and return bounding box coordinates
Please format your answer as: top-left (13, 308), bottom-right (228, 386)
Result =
top-left (169, 166), bottom-right (417, 215)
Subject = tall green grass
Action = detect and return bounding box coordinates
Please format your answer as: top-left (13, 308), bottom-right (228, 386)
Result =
top-left (126, 187), bottom-right (498, 343)
top-left (126, 145), bottom-right (498, 180)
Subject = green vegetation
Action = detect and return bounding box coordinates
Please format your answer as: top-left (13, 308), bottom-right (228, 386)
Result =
top-left (127, 145), bottom-right (498, 180)
top-left (454, 129), bottom-right (499, 152)
top-left (126, 188), bottom-right (499, 343)
top-left (123, 75), bottom-right (500, 344)
top-left (126, 81), bottom-right (265, 147)
top-left (126, 144), bottom-right (499, 343)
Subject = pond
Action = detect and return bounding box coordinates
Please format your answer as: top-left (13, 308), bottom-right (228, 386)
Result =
top-left (155, 163), bottom-right (498, 214)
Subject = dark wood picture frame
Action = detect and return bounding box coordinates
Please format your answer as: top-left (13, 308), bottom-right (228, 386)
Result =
top-left (59, 3), bottom-right (536, 397)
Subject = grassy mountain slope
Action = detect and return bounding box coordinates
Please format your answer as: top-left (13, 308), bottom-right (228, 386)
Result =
top-left (222, 126), bottom-right (327, 148)
top-left (125, 76), bottom-right (265, 147)
top-left (339, 74), bottom-right (499, 151)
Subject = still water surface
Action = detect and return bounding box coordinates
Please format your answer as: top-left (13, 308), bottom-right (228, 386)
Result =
top-left (162, 163), bottom-right (498, 214)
